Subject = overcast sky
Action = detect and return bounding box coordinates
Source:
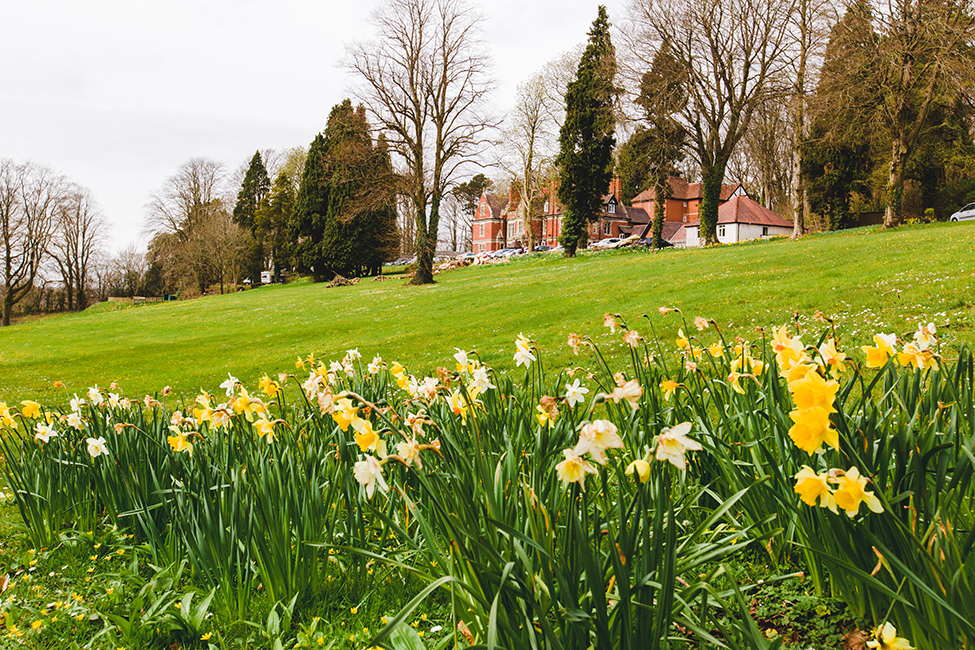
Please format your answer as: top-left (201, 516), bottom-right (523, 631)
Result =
top-left (1, 0), bottom-right (630, 252)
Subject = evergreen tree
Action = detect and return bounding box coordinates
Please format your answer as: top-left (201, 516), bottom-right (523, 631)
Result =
top-left (233, 152), bottom-right (271, 230)
top-left (556, 5), bottom-right (618, 257)
top-left (255, 171), bottom-right (295, 281)
top-left (290, 100), bottom-right (398, 279)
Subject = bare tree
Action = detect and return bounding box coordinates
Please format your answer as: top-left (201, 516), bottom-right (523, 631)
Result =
top-left (500, 72), bottom-right (559, 252)
top-left (145, 157), bottom-right (227, 242)
top-left (49, 185), bottom-right (108, 310)
top-left (0, 160), bottom-right (65, 326)
top-left (348, 0), bottom-right (495, 284)
top-left (788, 0), bottom-right (839, 237)
top-left (629, 0), bottom-right (795, 244)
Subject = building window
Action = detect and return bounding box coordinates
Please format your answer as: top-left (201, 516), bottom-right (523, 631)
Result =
top-left (478, 224), bottom-right (484, 238)
top-left (718, 225), bottom-right (726, 238)
top-left (603, 221), bottom-right (612, 236)
top-left (608, 203), bottom-right (615, 214)
top-left (544, 201), bottom-right (549, 213)
top-left (762, 226), bottom-right (769, 236)
top-left (683, 200), bottom-right (688, 207)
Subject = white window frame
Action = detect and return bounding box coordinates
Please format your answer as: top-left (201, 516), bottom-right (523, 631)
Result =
top-left (718, 224), bottom-right (726, 238)
top-left (608, 203), bottom-right (615, 214)
top-left (603, 221), bottom-right (612, 236)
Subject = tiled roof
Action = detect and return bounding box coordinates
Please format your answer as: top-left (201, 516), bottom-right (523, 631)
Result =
top-left (632, 177), bottom-right (743, 203)
top-left (683, 196), bottom-right (793, 228)
top-left (635, 220), bottom-right (684, 241)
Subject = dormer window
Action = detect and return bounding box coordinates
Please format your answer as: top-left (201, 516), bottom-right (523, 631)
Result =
top-left (544, 201), bottom-right (549, 213)
top-left (608, 203), bottom-right (615, 214)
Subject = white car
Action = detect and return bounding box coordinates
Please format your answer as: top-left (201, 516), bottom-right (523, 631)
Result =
top-left (949, 203), bottom-right (975, 221)
top-left (590, 237), bottom-right (622, 249)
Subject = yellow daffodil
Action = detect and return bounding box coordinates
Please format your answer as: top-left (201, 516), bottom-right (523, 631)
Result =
top-left (866, 622), bottom-right (913, 649)
top-left (728, 371), bottom-right (746, 394)
top-left (654, 422), bottom-right (701, 470)
top-left (626, 459), bottom-right (651, 483)
top-left (817, 338), bottom-right (848, 378)
top-left (258, 375), bottom-right (280, 397)
top-left (555, 449), bottom-right (597, 489)
top-left (897, 342), bottom-right (937, 370)
top-left (793, 466), bottom-right (837, 512)
top-left (448, 390), bottom-right (469, 423)
top-left (708, 343), bottom-right (724, 358)
top-left (660, 379), bottom-right (678, 400)
top-left (772, 325), bottom-right (804, 368)
top-left (167, 430), bottom-right (193, 454)
top-left (232, 388), bottom-right (265, 422)
top-left (831, 467), bottom-right (883, 517)
top-left (789, 370), bottom-right (839, 412)
top-left (862, 333), bottom-right (897, 368)
top-left (0, 403), bottom-right (15, 427)
top-left (788, 406), bottom-right (838, 454)
top-left (255, 417), bottom-right (276, 444)
top-left (675, 329), bottom-right (689, 350)
top-left (331, 396), bottom-right (358, 431)
top-left (353, 418), bottom-right (381, 453)
top-left (20, 401), bottom-right (41, 419)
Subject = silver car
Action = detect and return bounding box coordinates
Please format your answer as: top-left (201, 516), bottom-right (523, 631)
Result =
top-left (949, 203), bottom-right (975, 221)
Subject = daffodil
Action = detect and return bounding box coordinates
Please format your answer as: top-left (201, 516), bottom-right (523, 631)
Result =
top-left (708, 343), bottom-right (724, 357)
top-left (259, 375), bottom-right (280, 397)
top-left (660, 379), bottom-right (678, 400)
top-left (793, 466), bottom-right (837, 512)
top-left (817, 338), bottom-right (848, 378)
top-left (603, 313), bottom-right (617, 333)
top-left (623, 329), bottom-right (641, 347)
top-left (897, 342), bottom-right (937, 370)
top-left (772, 325), bottom-right (804, 368)
top-left (555, 449), bottom-right (597, 489)
top-left (728, 371), bottom-right (747, 394)
top-left (87, 386), bottom-right (104, 405)
top-left (86, 436), bottom-right (110, 458)
top-left (167, 430), bottom-right (193, 454)
top-left (353, 456), bottom-right (388, 499)
top-left (626, 459), bottom-right (651, 483)
top-left (66, 412), bottom-right (84, 430)
top-left (469, 366), bottom-right (495, 396)
top-left (368, 355), bottom-right (383, 375)
top-left (353, 418), bottom-right (382, 453)
top-left (34, 423), bottom-right (58, 443)
top-left (831, 467), bottom-right (883, 517)
top-left (396, 439), bottom-right (422, 468)
top-left (20, 401), bottom-right (41, 419)
top-left (564, 378), bottom-right (590, 407)
top-left (572, 419), bottom-right (623, 465)
top-left (0, 403), bottom-right (13, 427)
top-left (675, 329), bottom-right (689, 350)
top-left (862, 333), bottom-right (897, 368)
top-left (232, 387), bottom-right (265, 422)
top-left (331, 396), bottom-right (358, 431)
top-left (514, 334), bottom-right (536, 368)
top-left (788, 406), bottom-right (838, 454)
top-left (694, 316), bottom-right (709, 331)
top-left (447, 390), bottom-right (468, 423)
top-left (255, 417), bottom-right (276, 443)
top-left (654, 422), bottom-right (701, 470)
top-left (865, 622), bottom-right (913, 649)
top-left (567, 332), bottom-right (582, 355)
top-left (610, 379), bottom-right (642, 410)
top-left (789, 370), bottom-right (839, 412)
top-left (219, 373), bottom-right (239, 397)
top-left (913, 323), bottom-right (936, 350)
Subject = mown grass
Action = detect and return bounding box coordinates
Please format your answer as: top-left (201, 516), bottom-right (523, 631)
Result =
top-left (1, 221), bottom-right (972, 405)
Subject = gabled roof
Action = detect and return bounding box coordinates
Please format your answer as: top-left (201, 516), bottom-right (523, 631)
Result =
top-left (635, 220), bottom-right (684, 242)
top-left (684, 196), bottom-right (792, 228)
top-left (481, 193), bottom-right (504, 218)
top-left (632, 178), bottom-right (745, 203)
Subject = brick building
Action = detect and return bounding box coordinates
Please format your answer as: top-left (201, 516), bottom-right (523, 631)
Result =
top-left (470, 176), bottom-right (748, 252)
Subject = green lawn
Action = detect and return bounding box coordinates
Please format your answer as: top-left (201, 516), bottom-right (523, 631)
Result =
top-left (2, 221), bottom-right (973, 404)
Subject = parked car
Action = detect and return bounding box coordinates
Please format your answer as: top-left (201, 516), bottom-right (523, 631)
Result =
top-left (533, 245), bottom-right (554, 252)
top-left (590, 237), bottom-right (622, 249)
top-left (460, 252), bottom-right (477, 261)
top-left (949, 203), bottom-right (975, 222)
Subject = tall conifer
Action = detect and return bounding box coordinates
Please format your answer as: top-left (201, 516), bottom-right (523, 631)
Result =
top-left (556, 5), bottom-right (617, 257)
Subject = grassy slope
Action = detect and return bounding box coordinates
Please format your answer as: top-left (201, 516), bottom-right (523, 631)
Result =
top-left (1, 221), bottom-right (973, 403)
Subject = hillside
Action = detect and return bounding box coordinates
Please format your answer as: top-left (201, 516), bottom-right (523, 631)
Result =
top-left (1, 221), bottom-right (973, 403)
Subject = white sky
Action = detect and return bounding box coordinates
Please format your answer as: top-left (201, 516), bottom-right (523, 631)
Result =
top-left (1, 0), bottom-right (630, 252)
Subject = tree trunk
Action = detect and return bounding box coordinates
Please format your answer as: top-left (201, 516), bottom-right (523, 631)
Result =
top-left (699, 164), bottom-right (726, 245)
top-left (410, 194), bottom-right (437, 285)
top-left (651, 184), bottom-right (666, 249)
top-left (884, 137), bottom-right (907, 228)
